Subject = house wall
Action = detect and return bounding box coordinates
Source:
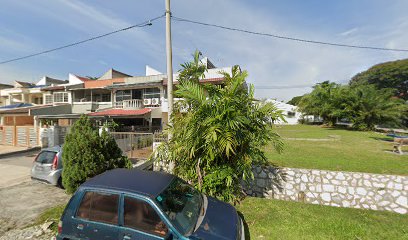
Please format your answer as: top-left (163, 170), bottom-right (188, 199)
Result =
top-left (72, 102), bottom-right (112, 114)
top-left (247, 166), bottom-right (408, 214)
top-left (3, 116), bottom-right (33, 126)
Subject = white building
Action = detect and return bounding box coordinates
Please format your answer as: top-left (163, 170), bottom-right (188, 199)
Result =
top-left (266, 99), bottom-right (301, 125)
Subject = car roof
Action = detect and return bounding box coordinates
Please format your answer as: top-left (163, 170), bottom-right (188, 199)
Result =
top-left (41, 145), bottom-right (62, 152)
top-left (80, 168), bottom-right (176, 198)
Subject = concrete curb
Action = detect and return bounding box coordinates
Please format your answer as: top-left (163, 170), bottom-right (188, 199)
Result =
top-left (0, 147), bottom-right (41, 159)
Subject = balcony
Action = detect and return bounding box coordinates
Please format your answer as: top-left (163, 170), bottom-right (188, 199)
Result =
top-left (115, 99), bottom-right (143, 109)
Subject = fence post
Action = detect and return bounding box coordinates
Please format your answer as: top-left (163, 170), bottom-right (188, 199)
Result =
top-left (13, 116), bottom-right (17, 146)
top-left (26, 127), bottom-right (29, 147)
top-left (130, 133), bottom-right (133, 158)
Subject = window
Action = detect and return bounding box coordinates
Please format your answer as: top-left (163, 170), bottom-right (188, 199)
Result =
top-left (35, 151), bottom-right (57, 164)
top-left (156, 178), bottom-right (202, 236)
top-left (143, 88), bottom-right (161, 99)
top-left (287, 111), bottom-right (296, 118)
top-left (53, 92), bottom-right (69, 103)
top-left (124, 197), bottom-right (168, 237)
top-left (115, 90), bottom-right (132, 102)
top-left (76, 191), bottom-right (119, 225)
top-left (152, 118), bottom-right (162, 127)
top-left (45, 95), bottom-right (53, 105)
top-left (33, 97), bottom-right (43, 105)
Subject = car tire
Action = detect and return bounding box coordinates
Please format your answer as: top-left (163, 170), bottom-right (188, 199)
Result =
top-left (58, 177), bottom-right (64, 189)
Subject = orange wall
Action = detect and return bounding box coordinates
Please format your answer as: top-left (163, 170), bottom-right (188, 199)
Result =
top-left (84, 78), bottom-right (125, 88)
top-left (4, 116), bottom-right (34, 126)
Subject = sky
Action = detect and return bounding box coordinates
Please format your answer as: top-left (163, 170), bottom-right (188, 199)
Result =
top-left (0, 0), bottom-right (408, 101)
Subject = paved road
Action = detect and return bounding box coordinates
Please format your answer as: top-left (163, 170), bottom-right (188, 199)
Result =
top-left (0, 150), bottom-right (39, 189)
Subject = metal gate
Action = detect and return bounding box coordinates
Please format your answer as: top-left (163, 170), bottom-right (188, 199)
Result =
top-left (0, 126), bottom-right (39, 147)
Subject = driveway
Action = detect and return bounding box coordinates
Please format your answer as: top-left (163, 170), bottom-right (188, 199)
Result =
top-left (0, 150), bottom-right (38, 188)
top-left (0, 150), bottom-right (70, 237)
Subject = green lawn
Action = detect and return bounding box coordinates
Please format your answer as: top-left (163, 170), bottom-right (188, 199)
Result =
top-left (237, 197), bottom-right (408, 240)
top-left (265, 124), bottom-right (408, 175)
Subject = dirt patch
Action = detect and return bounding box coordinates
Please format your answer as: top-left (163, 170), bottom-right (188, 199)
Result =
top-left (0, 181), bottom-right (70, 236)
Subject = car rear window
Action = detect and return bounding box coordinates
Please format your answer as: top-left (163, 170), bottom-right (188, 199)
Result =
top-left (35, 151), bottom-right (57, 164)
top-left (76, 191), bottom-right (119, 225)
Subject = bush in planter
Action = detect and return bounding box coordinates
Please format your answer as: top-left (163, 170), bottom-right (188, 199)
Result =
top-left (62, 115), bottom-right (132, 194)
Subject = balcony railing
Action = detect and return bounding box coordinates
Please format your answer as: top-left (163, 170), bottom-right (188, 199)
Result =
top-left (115, 99), bottom-right (143, 109)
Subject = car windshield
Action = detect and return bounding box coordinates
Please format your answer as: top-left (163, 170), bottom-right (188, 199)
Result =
top-left (155, 178), bottom-right (202, 236)
top-left (35, 151), bottom-right (57, 164)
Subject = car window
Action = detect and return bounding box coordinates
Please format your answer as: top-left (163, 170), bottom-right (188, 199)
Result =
top-left (35, 151), bottom-right (57, 164)
top-left (76, 191), bottom-right (119, 225)
top-left (155, 178), bottom-right (202, 236)
top-left (124, 196), bottom-right (168, 237)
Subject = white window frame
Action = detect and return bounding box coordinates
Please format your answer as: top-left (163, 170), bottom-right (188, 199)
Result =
top-left (53, 92), bottom-right (69, 103)
top-left (44, 94), bottom-right (53, 105)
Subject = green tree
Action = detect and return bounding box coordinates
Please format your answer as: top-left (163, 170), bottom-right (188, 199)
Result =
top-left (343, 85), bottom-right (407, 130)
top-left (298, 81), bottom-right (345, 126)
top-left (62, 115), bottom-right (132, 193)
top-left (350, 58), bottom-right (408, 100)
top-left (287, 95), bottom-right (304, 106)
top-left (154, 53), bottom-right (284, 203)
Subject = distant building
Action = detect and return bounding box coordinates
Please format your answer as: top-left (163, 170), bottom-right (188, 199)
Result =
top-left (266, 99), bottom-right (301, 125)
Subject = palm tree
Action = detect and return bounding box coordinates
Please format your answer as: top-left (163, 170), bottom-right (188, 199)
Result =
top-left (155, 52), bottom-right (284, 203)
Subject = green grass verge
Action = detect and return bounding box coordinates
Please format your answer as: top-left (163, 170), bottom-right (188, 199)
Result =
top-left (237, 197), bottom-right (408, 240)
top-left (32, 204), bottom-right (66, 233)
top-left (266, 124), bottom-right (408, 175)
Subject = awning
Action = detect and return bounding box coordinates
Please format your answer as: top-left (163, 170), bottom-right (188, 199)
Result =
top-left (88, 108), bottom-right (151, 117)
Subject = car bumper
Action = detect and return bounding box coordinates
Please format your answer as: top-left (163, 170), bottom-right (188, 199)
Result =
top-left (30, 170), bottom-right (61, 185)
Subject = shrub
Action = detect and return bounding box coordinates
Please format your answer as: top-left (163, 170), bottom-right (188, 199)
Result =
top-left (153, 51), bottom-right (284, 204)
top-left (62, 115), bottom-right (132, 194)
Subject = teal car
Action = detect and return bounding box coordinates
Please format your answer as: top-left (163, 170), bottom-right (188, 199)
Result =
top-left (56, 169), bottom-right (245, 240)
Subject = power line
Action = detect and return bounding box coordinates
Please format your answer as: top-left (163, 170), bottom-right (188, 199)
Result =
top-left (0, 14), bottom-right (165, 65)
top-left (172, 16), bottom-right (408, 53)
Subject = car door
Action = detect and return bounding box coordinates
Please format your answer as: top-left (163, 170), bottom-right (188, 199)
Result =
top-left (119, 196), bottom-right (170, 240)
top-left (73, 191), bottom-right (120, 239)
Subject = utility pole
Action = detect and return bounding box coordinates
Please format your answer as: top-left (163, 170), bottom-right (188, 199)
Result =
top-left (165, 0), bottom-right (173, 138)
top-left (165, 0), bottom-right (175, 172)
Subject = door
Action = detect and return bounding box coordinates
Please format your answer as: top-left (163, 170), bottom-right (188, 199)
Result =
top-left (74, 191), bottom-right (120, 239)
top-left (119, 196), bottom-right (169, 240)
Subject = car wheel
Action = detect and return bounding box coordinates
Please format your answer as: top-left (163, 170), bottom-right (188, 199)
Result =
top-left (58, 177), bottom-right (64, 189)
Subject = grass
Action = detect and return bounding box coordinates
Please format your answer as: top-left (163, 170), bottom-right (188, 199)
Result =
top-left (237, 197), bottom-right (408, 240)
top-left (266, 124), bottom-right (408, 175)
top-left (31, 204), bottom-right (66, 233)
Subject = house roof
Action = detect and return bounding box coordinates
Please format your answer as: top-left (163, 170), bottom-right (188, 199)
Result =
top-left (0, 104), bottom-right (51, 114)
top-left (0, 83), bottom-right (13, 89)
top-left (88, 108), bottom-right (151, 117)
top-left (14, 81), bottom-right (35, 88)
top-left (81, 169), bottom-right (175, 198)
top-left (0, 103), bottom-right (33, 109)
top-left (98, 68), bottom-right (132, 80)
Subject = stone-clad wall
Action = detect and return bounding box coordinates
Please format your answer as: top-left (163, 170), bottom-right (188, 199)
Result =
top-left (246, 166), bottom-right (408, 214)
